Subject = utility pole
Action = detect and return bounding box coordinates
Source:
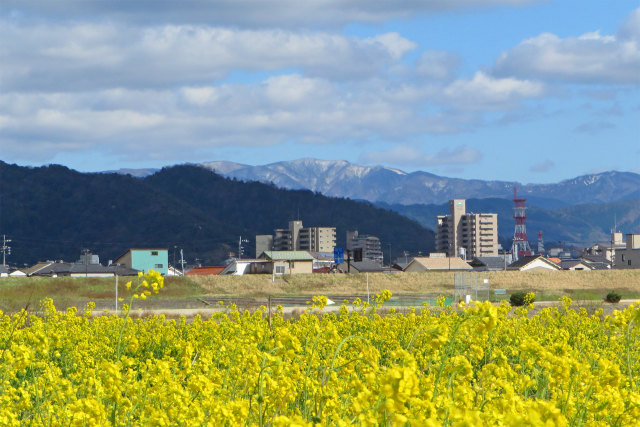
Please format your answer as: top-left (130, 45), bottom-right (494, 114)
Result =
top-left (180, 249), bottom-right (186, 275)
top-left (82, 248), bottom-right (90, 277)
top-left (238, 236), bottom-right (249, 260)
top-left (1, 235), bottom-right (11, 267)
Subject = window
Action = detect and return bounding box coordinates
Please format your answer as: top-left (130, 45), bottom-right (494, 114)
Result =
top-left (622, 254), bottom-right (626, 261)
top-left (155, 264), bottom-right (163, 268)
top-left (275, 266), bottom-right (285, 274)
top-left (629, 260), bottom-right (632, 266)
top-left (151, 251), bottom-right (158, 256)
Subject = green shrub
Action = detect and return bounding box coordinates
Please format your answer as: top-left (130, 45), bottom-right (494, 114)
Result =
top-left (510, 291), bottom-right (526, 307)
top-left (605, 291), bottom-right (622, 303)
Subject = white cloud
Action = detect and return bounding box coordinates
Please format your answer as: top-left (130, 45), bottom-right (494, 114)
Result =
top-left (0, 77), bottom-right (472, 162)
top-left (0, 21), bottom-right (417, 91)
top-left (360, 145), bottom-right (482, 167)
top-left (3, 0), bottom-right (538, 28)
top-left (441, 71), bottom-right (545, 110)
top-left (493, 8), bottom-right (640, 84)
top-left (618, 7), bottom-right (640, 40)
top-left (415, 51), bottom-right (461, 80)
top-left (529, 160), bottom-right (555, 173)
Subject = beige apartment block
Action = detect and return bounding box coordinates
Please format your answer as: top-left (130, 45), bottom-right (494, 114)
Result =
top-left (615, 234), bottom-right (640, 269)
top-left (260, 221), bottom-right (336, 255)
top-left (436, 199), bottom-right (498, 259)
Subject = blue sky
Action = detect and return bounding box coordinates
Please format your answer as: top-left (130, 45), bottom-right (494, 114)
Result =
top-left (1, 0), bottom-right (638, 183)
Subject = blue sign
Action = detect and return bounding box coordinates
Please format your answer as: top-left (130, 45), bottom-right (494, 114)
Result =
top-left (334, 247), bottom-right (344, 264)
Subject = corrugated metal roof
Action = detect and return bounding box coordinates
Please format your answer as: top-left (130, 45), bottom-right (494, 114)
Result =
top-left (263, 251), bottom-right (314, 261)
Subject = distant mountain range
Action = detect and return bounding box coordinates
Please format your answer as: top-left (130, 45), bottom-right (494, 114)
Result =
top-left (111, 158), bottom-right (640, 208)
top-left (199, 159), bottom-right (640, 208)
top-left (0, 161), bottom-right (434, 266)
top-left (105, 158), bottom-right (640, 246)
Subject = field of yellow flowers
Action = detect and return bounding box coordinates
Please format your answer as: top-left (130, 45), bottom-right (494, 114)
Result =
top-left (2, 271), bottom-right (640, 426)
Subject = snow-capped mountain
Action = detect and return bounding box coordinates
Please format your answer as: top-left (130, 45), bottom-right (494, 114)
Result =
top-left (200, 158), bottom-right (640, 208)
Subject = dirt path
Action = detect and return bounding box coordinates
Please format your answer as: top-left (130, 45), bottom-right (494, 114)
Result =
top-left (92, 299), bottom-right (640, 319)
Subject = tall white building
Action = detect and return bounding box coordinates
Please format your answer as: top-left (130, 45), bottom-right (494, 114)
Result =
top-left (436, 199), bottom-right (498, 259)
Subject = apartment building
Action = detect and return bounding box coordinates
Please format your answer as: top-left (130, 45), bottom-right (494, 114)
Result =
top-left (615, 234), bottom-right (640, 269)
top-left (346, 230), bottom-right (384, 265)
top-left (256, 221), bottom-right (336, 256)
top-left (436, 199), bottom-right (498, 259)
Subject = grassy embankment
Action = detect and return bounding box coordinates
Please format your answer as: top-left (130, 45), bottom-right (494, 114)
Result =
top-left (1, 269), bottom-right (639, 313)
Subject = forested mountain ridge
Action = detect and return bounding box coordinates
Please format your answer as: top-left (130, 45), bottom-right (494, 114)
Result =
top-left (0, 161), bottom-right (435, 266)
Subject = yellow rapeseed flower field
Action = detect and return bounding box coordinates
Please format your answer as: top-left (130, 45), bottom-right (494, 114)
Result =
top-left (1, 270), bottom-right (639, 425)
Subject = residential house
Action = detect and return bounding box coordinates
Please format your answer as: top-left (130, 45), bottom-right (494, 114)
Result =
top-left (559, 259), bottom-right (595, 271)
top-left (507, 255), bottom-right (561, 272)
top-left (404, 255), bottom-right (473, 272)
top-left (308, 251), bottom-right (335, 272)
top-left (25, 260), bottom-right (139, 277)
top-left (337, 259), bottom-right (394, 273)
top-left (468, 256), bottom-right (509, 271)
top-left (259, 251), bottom-right (314, 275)
top-left (114, 248), bottom-right (169, 276)
top-left (9, 269), bottom-right (27, 277)
top-left (167, 266), bottom-right (183, 276)
top-left (220, 259), bottom-right (270, 275)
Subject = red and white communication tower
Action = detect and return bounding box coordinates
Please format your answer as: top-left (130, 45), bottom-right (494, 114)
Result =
top-left (511, 186), bottom-right (532, 261)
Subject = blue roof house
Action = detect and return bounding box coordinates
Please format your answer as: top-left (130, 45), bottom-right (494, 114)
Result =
top-left (115, 248), bottom-right (169, 276)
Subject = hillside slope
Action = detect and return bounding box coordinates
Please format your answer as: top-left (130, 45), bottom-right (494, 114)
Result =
top-left (0, 162), bottom-right (434, 266)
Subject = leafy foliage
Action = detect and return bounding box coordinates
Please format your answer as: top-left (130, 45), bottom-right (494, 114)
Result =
top-left (605, 291), bottom-right (622, 303)
top-left (510, 291), bottom-right (535, 307)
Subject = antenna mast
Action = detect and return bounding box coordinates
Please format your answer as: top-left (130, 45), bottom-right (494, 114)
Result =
top-left (537, 231), bottom-right (545, 256)
top-left (1, 235), bottom-right (10, 267)
top-left (511, 186), bottom-right (532, 261)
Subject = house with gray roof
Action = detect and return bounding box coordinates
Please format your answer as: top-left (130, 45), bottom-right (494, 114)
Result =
top-left (559, 259), bottom-right (595, 271)
top-left (26, 260), bottom-right (139, 277)
top-left (258, 251), bottom-right (314, 274)
top-left (468, 256), bottom-right (508, 271)
top-left (507, 255), bottom-right (561, 272)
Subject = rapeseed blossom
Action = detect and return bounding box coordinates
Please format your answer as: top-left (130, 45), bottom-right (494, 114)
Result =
top-left (0, 285), bottom-right (639, 425)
